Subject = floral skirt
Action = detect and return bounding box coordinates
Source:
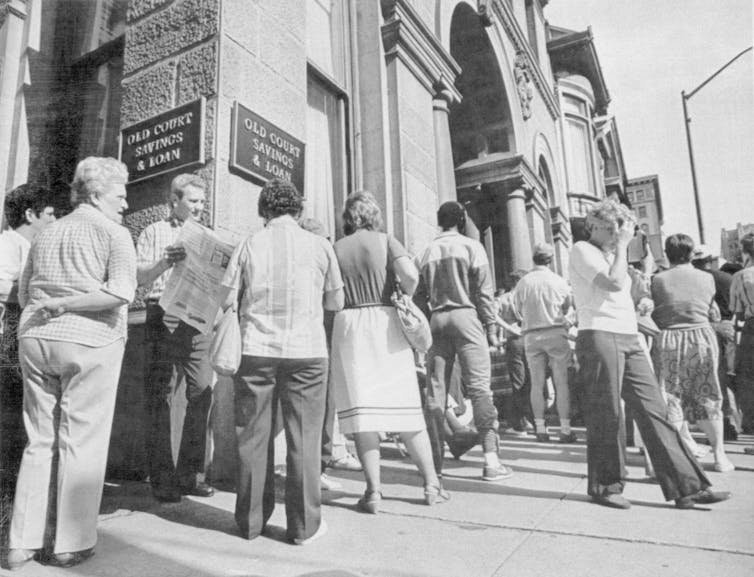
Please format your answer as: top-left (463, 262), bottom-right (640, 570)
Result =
top-left (650, 325), bottom-right (723, 422)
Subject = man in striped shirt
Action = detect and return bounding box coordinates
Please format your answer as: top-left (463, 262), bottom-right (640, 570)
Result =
top-left (222, 179), bottom-right (343, 545)
top-left (136, 174), bottom-right (214, 503)
top-left (415, 201), bottom-right (513, 483)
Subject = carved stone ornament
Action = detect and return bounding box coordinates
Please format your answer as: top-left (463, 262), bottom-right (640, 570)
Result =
top-left (514, 52), bottom-right (534, 120)
top-left (477, 0), bottom-right (493, 27)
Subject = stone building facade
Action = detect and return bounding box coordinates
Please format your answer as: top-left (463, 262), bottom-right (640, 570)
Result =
top-left (626, 174), bottom-right (664, 267)
top-left (1, 0), bottom-right (640, 479)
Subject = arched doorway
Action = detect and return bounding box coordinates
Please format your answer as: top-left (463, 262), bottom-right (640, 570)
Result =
top-left (448, 3), bottom-right (520, 288)
top-left (449, 4), bottom-right (514, 165)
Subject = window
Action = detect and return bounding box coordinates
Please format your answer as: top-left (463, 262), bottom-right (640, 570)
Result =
top-left (636, 190), bottom-right (645, 201)
top-left (306, 0), bottom-right (347, 85)
top-left (305, 74), bottom-right (348, 237)
top-left (637, 206), bottom-right (647, 218)
top-left (305, 0), bottom-right (351, 239)
top-left (563, 95), bottom-right (587, 116)
top-left (564, 117), bottom-right (595, 195)
top-left (525, 1), bottom-right (539, 62)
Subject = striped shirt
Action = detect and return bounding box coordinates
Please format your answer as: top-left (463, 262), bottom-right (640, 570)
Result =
top-left (730, 266), bottom-right (754, 320)
top-left (18, 204), bottom-right (136, 346)
top-left (414, 231), bottom-right (497, 329)
top-left (222, 214), bottom-right (343, 358)
top-left (136, 218), bottom-right (182, 300)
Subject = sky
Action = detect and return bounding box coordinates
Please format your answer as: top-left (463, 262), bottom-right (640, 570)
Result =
top-left (545, 0), bottom-right (754, 254)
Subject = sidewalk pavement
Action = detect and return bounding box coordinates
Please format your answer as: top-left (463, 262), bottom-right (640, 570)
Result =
top-left (2, 430), bottom-right (753, 577)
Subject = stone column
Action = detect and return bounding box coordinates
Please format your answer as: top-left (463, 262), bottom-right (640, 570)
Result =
top-left (432, 83), bottom-right (457, 205)
top-left (507, 188), bottom-right (533, 271)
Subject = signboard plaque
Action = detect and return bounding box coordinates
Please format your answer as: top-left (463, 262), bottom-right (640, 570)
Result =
top-left (119, 98), bottom-right (205, 184)
top-left (230, 101), bottom-right (305, 193)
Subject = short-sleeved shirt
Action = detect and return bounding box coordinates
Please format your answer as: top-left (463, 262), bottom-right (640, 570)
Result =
top-left (0, 229), bottom-right (30, 303)
top-left (730, 266), bottom-right (754, 321)
top-left (136, 218), bottom-right (182, 300)
top-left (651, 264), bottom-right (716, 329)
top-left (512, 265), bottom-right (571, 333)
top-left (568, 240), bottom-right (637, 334)
top-left (414, 231), bottom-right (497, 328)
top-left (18, 204), bottom-right (137, 346)
top-left (334, 230), bottom-right (407, 308)
top-left (222, 214), bottom-right (343, 358)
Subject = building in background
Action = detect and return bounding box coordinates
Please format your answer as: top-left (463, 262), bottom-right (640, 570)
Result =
top-left (626, 174), bottom-right (664, 267)
top-left (1, 0), bottom-right (653, 478)
top-left (721, 223), bottom-right (754, 264)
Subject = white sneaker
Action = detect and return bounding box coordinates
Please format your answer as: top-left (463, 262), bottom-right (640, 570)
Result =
top-left (328, 453), bottom-right (363, 471)
top-left (293, 519), bottom-right (328, 545)
top-left (320, 473), bottom-right (342, 491)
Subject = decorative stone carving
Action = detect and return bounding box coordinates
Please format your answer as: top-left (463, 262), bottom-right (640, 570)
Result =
top-left (477, 0), bottom-right (493, 27)
top-left (514, 52), bottom-right (534, 120)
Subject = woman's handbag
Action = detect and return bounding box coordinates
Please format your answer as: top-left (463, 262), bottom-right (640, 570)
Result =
top-left (210, 307), bottom-right (242, 376)
top-left (391, 282), bottom-right (433, 353)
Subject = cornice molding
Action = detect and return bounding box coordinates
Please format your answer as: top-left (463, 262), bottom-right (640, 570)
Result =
top-left (381, 0), bottom-right (462, 103)
top-left (455, 152), bottom-right (545, 196)
top-left (481, 0), bottom-right (559, 120)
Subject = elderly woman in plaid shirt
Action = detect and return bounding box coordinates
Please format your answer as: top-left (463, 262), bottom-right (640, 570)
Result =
top-left (7, 157), bottom-right (136, 570)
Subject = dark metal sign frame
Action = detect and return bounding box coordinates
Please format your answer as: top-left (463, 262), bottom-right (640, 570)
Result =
top-left (230, 101), bottom-right (305, 194)
top-left (119, 97), bottom-right (206, 184)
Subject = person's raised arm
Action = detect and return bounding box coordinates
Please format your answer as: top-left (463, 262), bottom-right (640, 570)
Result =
top-left (593, 222), bottom-right (633, 292)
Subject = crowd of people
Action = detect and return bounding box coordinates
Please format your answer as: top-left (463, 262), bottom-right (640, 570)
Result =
top-left (0, 156), bottom-right (745, 569)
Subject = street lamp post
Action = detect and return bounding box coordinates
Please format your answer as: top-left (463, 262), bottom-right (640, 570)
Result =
top-left (681, 45), bottom-right (752, 245)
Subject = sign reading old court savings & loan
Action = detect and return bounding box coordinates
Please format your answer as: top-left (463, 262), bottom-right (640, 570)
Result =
top-left (230, 102), bottom-right (305, 194)
top-left (119, 98), bottom-right (205, 184)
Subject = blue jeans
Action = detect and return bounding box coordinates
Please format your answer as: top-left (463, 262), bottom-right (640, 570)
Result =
top-left (425, 308), bottom-right (498, 474)
top-left (576, 330), bottom-right (709, 501)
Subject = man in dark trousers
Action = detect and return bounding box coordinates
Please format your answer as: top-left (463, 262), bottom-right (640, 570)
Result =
top-left (137, 174), bottom-right (214, 502)
top-left (415, 201), bottom-right (513, 482)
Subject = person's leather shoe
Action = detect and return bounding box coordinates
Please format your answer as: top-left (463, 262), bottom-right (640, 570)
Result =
top-left (152, 485), bottom-right (182, 502)
top-left (592, 493), bottom-right (631, 509)
top-left (6, 548), bottom-right (37, 570)
top-left (45, 548), bottom-right (95, 568)
top-left (559, 432), bottom-right (578, 444)
top-left (181, 481), bottom-right (215, 497)
top-left (676, 489), bottom-right (731, 509)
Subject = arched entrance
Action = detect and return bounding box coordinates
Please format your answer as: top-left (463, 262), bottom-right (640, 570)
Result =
top-left (448, 3), bottom-right (531, 288)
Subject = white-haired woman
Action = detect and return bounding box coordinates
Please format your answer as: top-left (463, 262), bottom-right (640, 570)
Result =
top-left (569, 199), bottom-right (728, 510)
top-left (8, 157), bottom-right (136, 569)
top-left (330, 191), bottom-right (448, 513)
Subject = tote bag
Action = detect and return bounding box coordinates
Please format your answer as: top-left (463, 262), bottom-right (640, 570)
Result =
top-left (210, 307), bottom-right (242, 376)
top-left (391, 282), bottom-right (433, 353)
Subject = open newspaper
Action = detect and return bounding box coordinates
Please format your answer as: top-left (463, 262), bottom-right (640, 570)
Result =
top-left (159, 220), bottom-right (236, 334)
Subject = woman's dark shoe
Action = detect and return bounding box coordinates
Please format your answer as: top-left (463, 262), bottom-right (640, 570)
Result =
top-left (6, 548), bottom-right (37, 571)
top-left (46, 548), bottom-right (95, 568)
top-left (180, 481), bottom-right (215, 497)
top-left (357, 489), bottom-right (382, 514)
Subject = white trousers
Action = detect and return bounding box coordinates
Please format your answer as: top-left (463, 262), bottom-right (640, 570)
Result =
top-left (10, 337), bottom-right (124, 553)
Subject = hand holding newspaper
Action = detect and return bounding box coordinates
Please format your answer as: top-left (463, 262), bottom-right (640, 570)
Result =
top-left (159, 220), bottom-right (236, 334)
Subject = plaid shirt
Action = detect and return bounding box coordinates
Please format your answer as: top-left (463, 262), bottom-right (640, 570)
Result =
top-left (135, 218), bottom-right (182, 300)
top-left (18, 204), bottom-right (136, 346)
top-left (222, 215), bottom-right (343, 358)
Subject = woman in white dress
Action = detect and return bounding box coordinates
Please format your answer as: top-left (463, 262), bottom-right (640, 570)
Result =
top-left (330, 191), bottom-right (447, 513)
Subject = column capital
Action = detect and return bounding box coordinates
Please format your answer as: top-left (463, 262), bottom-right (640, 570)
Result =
top-left (433, 76), bottom-right (460, 108)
